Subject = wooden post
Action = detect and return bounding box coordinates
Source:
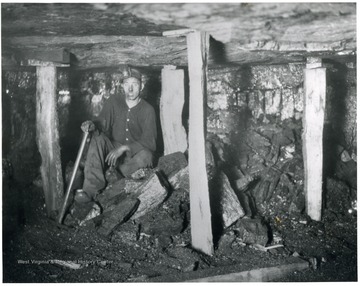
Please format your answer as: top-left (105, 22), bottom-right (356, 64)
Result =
top-left (160, 65), bottom-right (188, 155)
top-left (21, 50), bottom-right (70, 217)
top-left (187, 31), bottom-right (214, 255)
top-left (302, 58), bottom-right (326, 221)
top-left (36, 64), bottom-right (65, 216)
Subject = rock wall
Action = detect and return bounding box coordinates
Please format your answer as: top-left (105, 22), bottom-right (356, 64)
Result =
top-left (206, 61), bottom-right (356, 215)
top-left (2, 71), bottom-right (40, 185)
top-left (207, 62), bottom-right (356, 150)
top-left (2, 69), bottom-right (76, 185)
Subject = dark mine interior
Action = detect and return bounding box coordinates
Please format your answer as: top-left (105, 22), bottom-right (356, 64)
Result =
top-left (2, 3), bottom-right (357, 282)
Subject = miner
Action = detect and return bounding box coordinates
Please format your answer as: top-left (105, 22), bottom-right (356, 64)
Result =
top-left (75, 66), bottom-right (157, 203)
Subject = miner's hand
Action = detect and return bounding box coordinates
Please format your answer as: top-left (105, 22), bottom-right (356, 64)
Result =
top-left (81, 120), bottom-right (96, 133)
top-left (105, 145), bottom-right (130, 166)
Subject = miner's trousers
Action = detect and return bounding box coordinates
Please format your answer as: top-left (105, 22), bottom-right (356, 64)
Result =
top-left (82, 133), bottom-right (153, 199)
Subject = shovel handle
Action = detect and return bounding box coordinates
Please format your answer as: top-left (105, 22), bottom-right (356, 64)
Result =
top-left (58, 131), bottom-right (89, 224)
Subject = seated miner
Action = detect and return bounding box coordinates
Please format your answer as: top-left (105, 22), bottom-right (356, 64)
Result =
top-left (75, 67), bottom-right (157, 203)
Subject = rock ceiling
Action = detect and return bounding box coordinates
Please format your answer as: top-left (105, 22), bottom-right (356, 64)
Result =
top-left (1, 3), bottom-right (356, 69)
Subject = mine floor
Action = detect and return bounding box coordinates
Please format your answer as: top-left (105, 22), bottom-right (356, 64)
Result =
top-left (3, 181), bottom-right (357, 282)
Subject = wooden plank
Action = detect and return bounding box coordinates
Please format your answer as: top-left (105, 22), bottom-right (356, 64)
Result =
top-left (163, 29), bottom-right (196, 37)
top-left (95, 172), bottom-right (169, 232)
top-left (148, 256), bottom-right (309, 282)
top-left (19, 48), bottom-right (70, 65)
top-left (302, 66), bottom-right (326, 221)
top-left (186, 31), bottom-right (214, 256)
top-left (160, 66), bottom-right (188, 155)
top-left (187, 259), bottom-right (309, 282)
top-left (3, 36), bottom-right (188, 68)
top-left (3, 35), bottom-right (355, 69)
top-left (98, 173), bottom-right (168, 218)
top-left (21, 59), bottom-right (70, 67)
top-left (131, 172), bottom-right (169, 220)
top-left (36, 66), bottom-right (64, 217)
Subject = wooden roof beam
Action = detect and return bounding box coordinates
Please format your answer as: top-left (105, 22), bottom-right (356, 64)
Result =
top-left (2, 35), bottom-right (356, 69)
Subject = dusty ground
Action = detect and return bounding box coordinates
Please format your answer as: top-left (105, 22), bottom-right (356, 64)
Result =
top-left (2, 176), bottom-right (357, 283)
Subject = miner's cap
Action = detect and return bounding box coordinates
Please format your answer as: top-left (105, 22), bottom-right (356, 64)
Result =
top-left (121, 66), bottom-right (142, 82)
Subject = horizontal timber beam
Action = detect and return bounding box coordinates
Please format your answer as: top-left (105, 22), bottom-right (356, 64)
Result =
top-left (2, 35), bottom-right (356, 69)
top-left (2, 35), bottom-right (187, 68)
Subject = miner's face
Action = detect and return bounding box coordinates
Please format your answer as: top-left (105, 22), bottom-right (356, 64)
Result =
top-left (122, 77), bottom-right (141, 101)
